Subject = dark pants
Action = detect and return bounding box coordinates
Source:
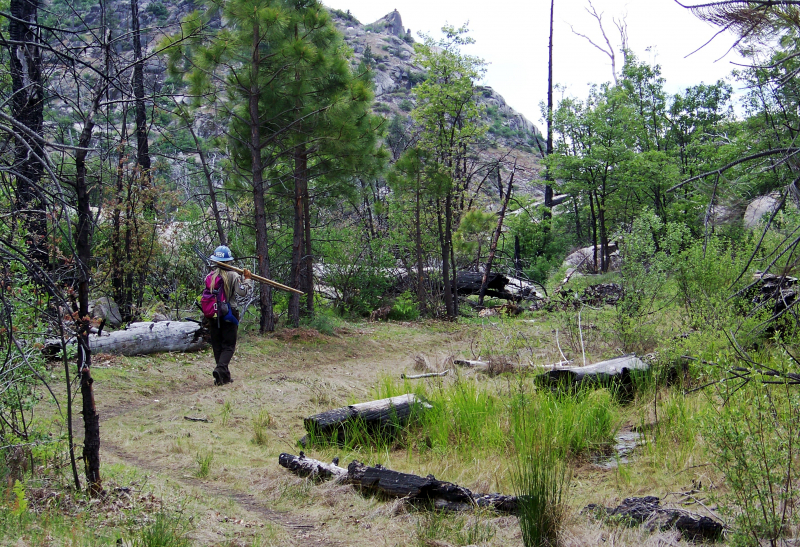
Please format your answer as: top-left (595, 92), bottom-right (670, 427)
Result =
top-left (209, 320), bottom-right (238, 384)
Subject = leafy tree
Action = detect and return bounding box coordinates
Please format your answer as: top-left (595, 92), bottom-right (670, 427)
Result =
top-left (411, 24), bottom-right (487, 318)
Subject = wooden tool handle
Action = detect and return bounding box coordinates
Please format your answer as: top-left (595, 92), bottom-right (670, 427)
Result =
top-left (209, 259), bottom-right (304, 295)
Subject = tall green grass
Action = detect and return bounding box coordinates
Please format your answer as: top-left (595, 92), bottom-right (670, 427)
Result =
top-left (373, 376), bottom-right (620, 460)
top-left (511, 391), bottom-right (571, 547)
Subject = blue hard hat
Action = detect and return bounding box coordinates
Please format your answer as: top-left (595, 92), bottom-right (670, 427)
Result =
top-left (210, 245), bottom-right (234, 262)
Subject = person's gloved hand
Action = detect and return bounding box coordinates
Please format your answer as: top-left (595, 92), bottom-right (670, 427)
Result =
top-left (243, 269), bottom-right (252, 280)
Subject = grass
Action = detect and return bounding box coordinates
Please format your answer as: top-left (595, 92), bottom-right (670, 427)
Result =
top-left (130, 511), bottom-right (190, 547)
top-left (23, 298), bottom-right (792, 546)
top-left (195, 451), bottom-right (213, 478)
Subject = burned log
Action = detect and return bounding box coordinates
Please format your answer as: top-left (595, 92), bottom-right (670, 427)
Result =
top-left (45, 321), bottom-right (206, 357)
top-left (455, 272), bottom-right (518, 301)
top-left (584, 496), bottom-right (723, 542)
top-left (278, 452), bottom-right (347, 480)
top-left (303, 394), bottom-right (431, 444)
top-left (278, 453), bottom-right (517, 513)
top-left (401, 370), bottom-right (450, 379)
top-left (536, 355), bottom-right (649, 388)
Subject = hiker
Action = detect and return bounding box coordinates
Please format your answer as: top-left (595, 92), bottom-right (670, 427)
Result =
top-left (203, 245), bottom-right (253, 385)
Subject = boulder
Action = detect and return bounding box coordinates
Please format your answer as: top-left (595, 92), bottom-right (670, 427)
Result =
top-left (89, 297), bottom-right (123, 327)
top-left (744, 193), bottom-right (781, 227)
top-left (372, 70), bottom-right (397, 97)
top-left (563, 244), bottom-right (620, 273)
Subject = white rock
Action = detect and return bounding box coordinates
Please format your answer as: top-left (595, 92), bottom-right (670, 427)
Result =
top-left (744, 193), bottom-right (781, 227)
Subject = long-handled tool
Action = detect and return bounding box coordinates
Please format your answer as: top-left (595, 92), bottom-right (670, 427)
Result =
top-left (209, 258), bottom-right (304, 295)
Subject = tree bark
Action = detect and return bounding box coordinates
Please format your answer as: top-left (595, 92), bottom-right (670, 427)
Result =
top-left (74, 54), bottom-right (110, 496)
top-left (249, 18), bottom-right (274, 333)
top-left (131, 0), bottom-right (151, 181)
top-left (415, 173), bottom-right (426, 313)
top-left (443, 193), bottom-right (455, 319)
top-left (543, 0), bottom-right (555, 217)
top-left (304, 178), bottom-right (314, 317)
top-left (289, 145), bottom-right (307, 327)
top-left (10, 0), bottom-right (47, 269)
top-left (479, 163), bottom-right (515, 306)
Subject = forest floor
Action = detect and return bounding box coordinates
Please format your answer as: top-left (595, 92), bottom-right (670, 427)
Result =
top-left (22, 313), bottom-right (725, 547)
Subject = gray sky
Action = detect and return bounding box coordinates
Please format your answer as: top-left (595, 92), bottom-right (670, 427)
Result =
top-left (322, 0), bottom-right (745, 127)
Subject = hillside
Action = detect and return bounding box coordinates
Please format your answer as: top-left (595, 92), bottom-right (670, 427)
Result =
top-left (43, 0), bottom-right (545, 201)
top-left (329, 8), bottom-right (545, 196)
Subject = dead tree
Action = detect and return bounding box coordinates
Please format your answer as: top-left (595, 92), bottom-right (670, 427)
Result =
top-left (478, 160), bottom-right (516, 306)
top-left (570, 0), bottom-right (629, 85)
top-left (9, 0), bottom-right (47, 268)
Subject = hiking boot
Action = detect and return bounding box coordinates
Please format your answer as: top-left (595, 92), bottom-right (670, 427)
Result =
top-left (212, 370), bottom-right (222, 386)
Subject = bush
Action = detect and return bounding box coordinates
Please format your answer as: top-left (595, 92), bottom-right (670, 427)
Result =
top-left (145, 1), bottom-right (168, 19)
top-left (615, 209), bottom-right (688, 353)
top-left (703, 372), bottom-right (800, 546)
top-left (389, 291), bottom-right (420, 321)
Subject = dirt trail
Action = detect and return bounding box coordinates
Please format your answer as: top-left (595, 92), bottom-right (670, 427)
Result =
top-left (85, 367), bottom-right (334, 545)
top-left (86, 325), bottom-right (456, 546)
top-left (102, 442), bottom-right (334, 546)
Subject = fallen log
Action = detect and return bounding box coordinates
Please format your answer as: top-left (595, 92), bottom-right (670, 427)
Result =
top-left (455, 272), bottom-right (519, 301)
top-left (536, 355), bottom-right (649, 388)
top-left (584, 496), bottom-right (723, 542)
top-left (401, 370), bottom-right (450, 379)
top-left (45, 321), bottom-right (206, 357)
top-left (184, 416), bottom-right (212, 423)
top-left (278, 452), bottom-right (517, 513)
top-left (454, 359), bottom-right (571, 376)
top-left (303, 394), bottom-right (431, 444)
top-left (278, 452), bottom-right (347, 480)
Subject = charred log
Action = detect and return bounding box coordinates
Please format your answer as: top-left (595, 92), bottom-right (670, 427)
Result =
top-left (303, 394), bottom-right (431, 444)
top-left (536, 355), bottom-right (649, 388)
top-left (584, 496), bottom-right (723, 542)
top-left (278, 453), bottom-right (517, 513)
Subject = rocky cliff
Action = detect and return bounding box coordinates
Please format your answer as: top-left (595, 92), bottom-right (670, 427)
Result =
top-left (331, 9), bottom-right (541, 152)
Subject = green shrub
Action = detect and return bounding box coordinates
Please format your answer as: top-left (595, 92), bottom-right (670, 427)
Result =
top-left (615, 209), bottom-right (688, 353)
top-left (145, 1), bottom-right (168, 19)
top-left (309, 314), bottom-right (336, 336)
top-left (703, 369), bottom-right (800, 546)
top-left (389, 291), bottom-right (420, 321)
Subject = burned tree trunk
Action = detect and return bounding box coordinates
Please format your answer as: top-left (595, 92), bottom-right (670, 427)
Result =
top-left (304, 394), bottom-right (430, 444)
top-left (10, 0), bottom-right (47, 269)
top-left (479, 162), bottom-right (516, 306)
top-left (279, 453), bottom-right (518, 513)
top-left (585, 496), bottom-right (723, 542)
top-left (536, 355), bottom-right (649, 387)
top-left (278, 452), bottom-right (347, 481)
top-left (131, 0), bottom-right (151, 179)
